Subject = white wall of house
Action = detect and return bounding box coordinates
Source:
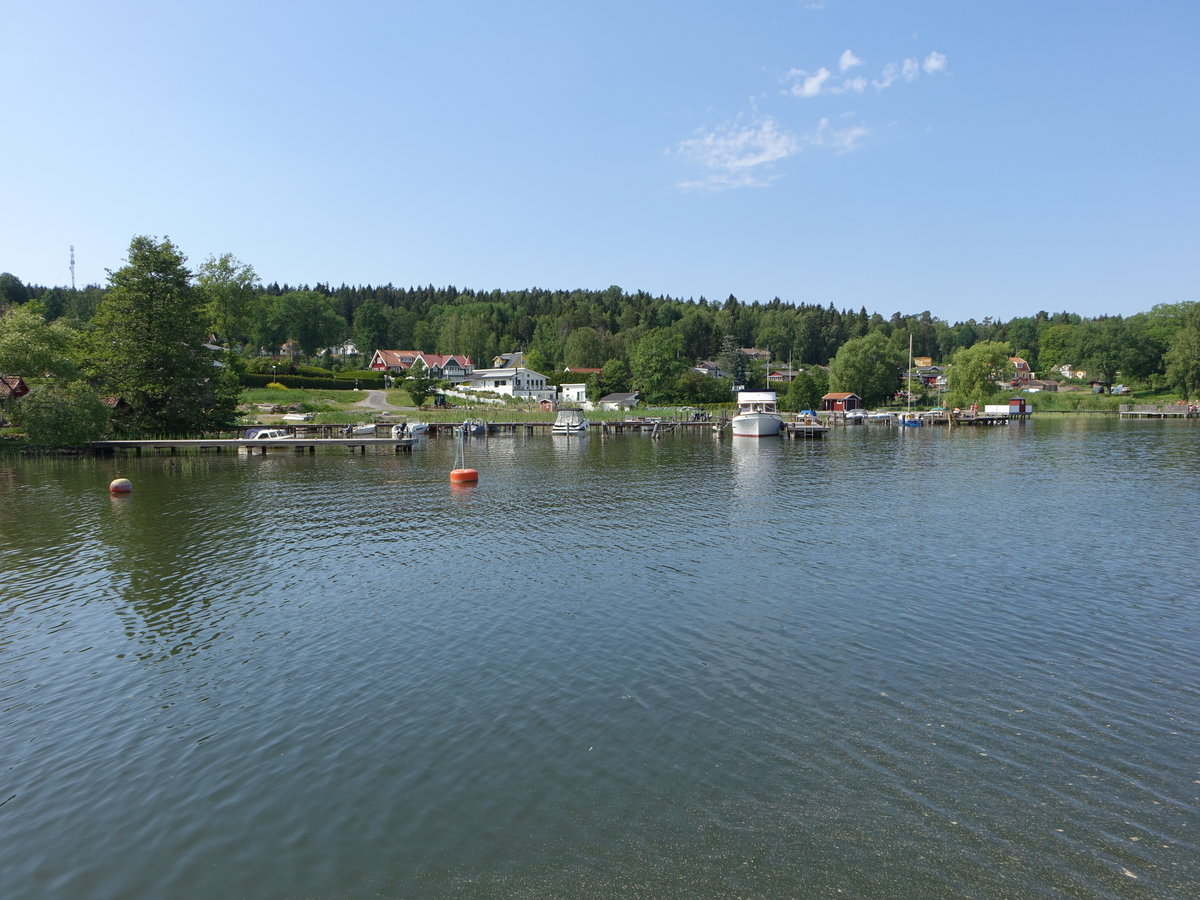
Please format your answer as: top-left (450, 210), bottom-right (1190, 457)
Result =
top-left (560, 383), bottom-right (588, 404)
top-left (461, 367), bottom-right (555, 402)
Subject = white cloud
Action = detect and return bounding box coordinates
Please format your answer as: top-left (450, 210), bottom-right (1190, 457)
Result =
top-left (810, 116), bottom-right (871, 154)
top-left (872, 51), bottom-right (948, 90)
top-left (831, 76), bottom-right (867, 95)
top-left (839, 49), bottom-right (863, 72)
top-left (676, 118), bottom-right (800, 190)
top-left (789, 67), bottom-right (832, 98)
top-left (873, 62), bottom-right (899, 91)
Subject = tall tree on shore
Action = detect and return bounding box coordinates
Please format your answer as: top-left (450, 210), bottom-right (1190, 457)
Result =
top-left (1164, 324), bottom-right (1200, 399)
top-left (196, 252), bottom-right (259, 348)
top-left (828, 332), bottom-right (906, 407)
top-left (89, 235), bottom-right (240, 436)
top-left (947, 340), bottom-right (1013, 407)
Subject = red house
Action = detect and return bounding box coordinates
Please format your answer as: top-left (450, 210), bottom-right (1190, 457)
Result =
top-left (821, 392), bottom-right (863, 412)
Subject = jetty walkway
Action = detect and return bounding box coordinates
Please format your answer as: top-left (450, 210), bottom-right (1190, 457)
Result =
top-left (1118, 403), bottom-right (1198, 419)
top-left (91, 437), bottom-right (415, 456)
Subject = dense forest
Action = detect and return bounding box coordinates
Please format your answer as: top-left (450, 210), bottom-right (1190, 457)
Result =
top-left (2, 236), bottom-right (1199, 431)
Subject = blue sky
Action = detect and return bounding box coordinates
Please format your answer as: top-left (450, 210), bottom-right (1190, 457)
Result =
top-left (3, 0), bottom-right (1197, 323)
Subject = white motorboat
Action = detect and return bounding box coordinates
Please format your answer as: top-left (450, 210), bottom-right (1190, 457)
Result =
top-left (552, 408), bottom-right (589, 434)
top-left (391, 421), bottom-right (428, 438)
top-left (731, 391), bottom-right (782, 437)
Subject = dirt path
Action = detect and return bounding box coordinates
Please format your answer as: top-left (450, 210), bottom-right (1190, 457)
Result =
top-left (358, 389), bottom-right (405, 412)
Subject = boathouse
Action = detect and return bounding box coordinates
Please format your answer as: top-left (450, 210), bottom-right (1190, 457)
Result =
top-left (821, 392), bottom-right (862, 412)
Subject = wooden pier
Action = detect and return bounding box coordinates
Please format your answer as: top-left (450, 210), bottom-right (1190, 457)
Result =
top-left (784, 421), bottom-right (830, 439)
top-left (1119, 403), bottom-right (1198, 419)
top-left (90, 437), bottom-right (415, 456)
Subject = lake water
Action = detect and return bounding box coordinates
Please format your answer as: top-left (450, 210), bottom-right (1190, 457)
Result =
top-left (2, 417), bottom-right (1198, 898)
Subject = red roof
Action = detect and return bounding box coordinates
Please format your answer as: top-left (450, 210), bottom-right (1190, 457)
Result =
top-left (1, 375), bottom-right (30, 399)
top-left (371, 350), bottom-right (473, 370)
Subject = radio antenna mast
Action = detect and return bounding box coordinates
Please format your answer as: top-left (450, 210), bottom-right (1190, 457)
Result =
top-left (70, 245), bottom-right (76, 290)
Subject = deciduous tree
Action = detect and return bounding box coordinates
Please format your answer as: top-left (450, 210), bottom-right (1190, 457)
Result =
top-left (1164, 325), bottom-right (1200, 399)
top-left (828, 333), bottom-right (906, 406)
top-left (89, 235), bottom-right (239, 436)
top-left (947, 341), bottom-right (1013, 407)
top-left (0, 302), bottom-right (81, 378)
top-left (196, 253), bottom-right (259, 348)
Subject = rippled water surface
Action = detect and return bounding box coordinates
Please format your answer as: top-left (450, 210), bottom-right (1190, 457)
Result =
top-left (2, 417), bottom-right (1198, 898)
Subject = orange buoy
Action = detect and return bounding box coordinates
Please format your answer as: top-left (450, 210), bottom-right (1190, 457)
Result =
top-left (109, 477), bottom-right (132, 494)
top-left (449, 468), bottom-right (479, 484)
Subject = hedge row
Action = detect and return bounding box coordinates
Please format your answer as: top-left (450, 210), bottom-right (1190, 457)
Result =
top-left (240, 373), bottom-right (385, 390)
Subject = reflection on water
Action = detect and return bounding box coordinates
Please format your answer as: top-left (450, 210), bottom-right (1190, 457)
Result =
top-left (2, 418), bottom-right (1199, 898)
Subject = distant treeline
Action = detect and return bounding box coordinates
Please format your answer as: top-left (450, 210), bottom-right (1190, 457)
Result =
top-left (3, 267), bottom-right (1198, 401)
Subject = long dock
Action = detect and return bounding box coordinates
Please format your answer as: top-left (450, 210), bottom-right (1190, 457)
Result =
top-left (90, 438), bottom-right (415, 456)
top-left (1119, 403), bottom-right (1198, 419)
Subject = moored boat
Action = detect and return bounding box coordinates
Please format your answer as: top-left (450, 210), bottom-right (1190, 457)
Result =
top-left (552, 408), bottom-right (589, 434)
top-left (731, 391), bottom-right (783, 437)
top-left (390, 420), bottom-right (429, 438)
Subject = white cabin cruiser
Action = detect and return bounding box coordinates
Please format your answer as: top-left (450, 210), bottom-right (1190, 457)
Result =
top-left (731, 391), bottom-right (783, 437)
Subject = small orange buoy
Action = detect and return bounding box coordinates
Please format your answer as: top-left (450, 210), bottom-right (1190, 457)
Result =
top-left (109, 477), bottom-right (133, 494)
top-left (449, 468), bottom-right (479, 484)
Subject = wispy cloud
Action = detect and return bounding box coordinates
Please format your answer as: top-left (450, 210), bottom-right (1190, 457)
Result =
top-left (787, 67), bottom-right (832, 98)
top-left (873, 51), bottom-right (948, 90)
top-left (787, 49), bottom-right (948, 95)
top-left (831, 75), bottom-right (867, 95)
top-left (810, 116), bottom-right (870, 154)
top-left (675, 47), bottom-right (946, 189)
top-left (675, 118), bottom-right (801, 190)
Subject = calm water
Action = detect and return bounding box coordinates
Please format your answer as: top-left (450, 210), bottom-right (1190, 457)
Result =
top-left (1, 418), bottom-right (1198, 898)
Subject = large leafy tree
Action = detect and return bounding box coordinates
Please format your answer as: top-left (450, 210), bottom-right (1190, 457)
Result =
top-left (782, 368), bottom-right (829, 412)
top-left (1164, 325), bottom-right (1200, 399)
top-left (0, 301), bottom-right (81, 378)
top-left (12, 380), bottom-right (111, 445)
top-left (630, 329), bottom-right (685, 403)
top-left (352, 298), bottom-right (391, 357)
top-left (947, 340), bottom-right (1013, 407)
top-left (196, 252), bottom-right (259, 348)
top-left (563, 326), bottom-right (608, 368)
top-left (89, 235), bottom-right (240, 436)
top-left (278, 290), bottom-right (345, 356)
top-left (1076, 317), bottom-right (1129, 387)
top-left (828, 332), bottom-right (906, 406)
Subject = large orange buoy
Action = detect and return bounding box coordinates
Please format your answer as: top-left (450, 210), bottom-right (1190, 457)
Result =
top-left (109, 477), bottom-right (132, 494)
top-left (449, 468), bottom-right (479, 484)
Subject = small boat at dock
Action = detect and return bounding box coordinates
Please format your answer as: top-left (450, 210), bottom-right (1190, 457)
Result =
top-left (552, 408), bottom-right (589, 434)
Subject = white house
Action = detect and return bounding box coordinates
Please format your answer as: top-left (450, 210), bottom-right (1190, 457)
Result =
top-left (559, 382), bottom-right (589, 405)
top-left (461, 367), bottom-right (555, 402)
top-left (597, 391), bottom-right (639, 411)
